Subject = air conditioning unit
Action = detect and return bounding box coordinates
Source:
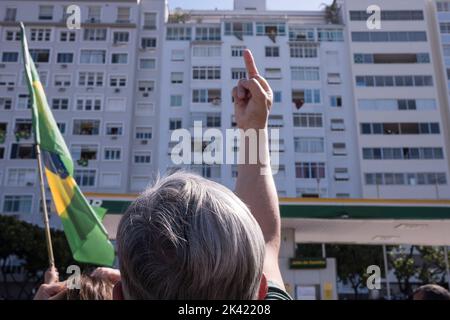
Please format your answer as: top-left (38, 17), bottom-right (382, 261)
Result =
top-left (58, 87), bottom-right (66, 92)
top-left (86, 87), bottom-right (94, 92)
top-left (114, 88), bottom-right (121, 93)
top-left (26, 182), bottom-right (34, 186)
top-left (111, 135), bottom-right (118, 140)
top-left (0, 64), bottom-right (5, 68)
top-left (7, 87), bottom-right (14, 91)
top-left (143, 92), bottom-right (149, 97)
top-left (61, 64), bottom-right (67, 69)
top-left (140, 140), bottom-right (148, 145)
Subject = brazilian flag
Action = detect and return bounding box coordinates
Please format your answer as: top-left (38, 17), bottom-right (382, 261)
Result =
top-left (20, 23), bottom-right (115, 266)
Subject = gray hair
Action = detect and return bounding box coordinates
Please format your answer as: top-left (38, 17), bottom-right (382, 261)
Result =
top-left (117, 171), bottom-right (265, 299)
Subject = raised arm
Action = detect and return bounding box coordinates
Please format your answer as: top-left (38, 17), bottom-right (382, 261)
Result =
top-left (233, 49), bottom-right (284, 288)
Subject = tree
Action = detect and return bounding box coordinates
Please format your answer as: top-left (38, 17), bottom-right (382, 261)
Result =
top-left (0, 215), bottom-right (76, 299)
top-left (297, 244), bottom-right (384, 299)
top-left (389, 246), bottom-right (416, 297)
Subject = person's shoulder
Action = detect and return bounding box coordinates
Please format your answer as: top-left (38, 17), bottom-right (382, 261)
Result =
top-left (264, 281), bottom-right (293, 300)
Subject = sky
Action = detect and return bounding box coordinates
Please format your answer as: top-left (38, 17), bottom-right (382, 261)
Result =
top-left (168, 0), bottom-right (333, 11)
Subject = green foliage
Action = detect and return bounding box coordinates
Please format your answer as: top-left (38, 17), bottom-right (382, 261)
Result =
top-left (0, 215), bottom-right (76, 299)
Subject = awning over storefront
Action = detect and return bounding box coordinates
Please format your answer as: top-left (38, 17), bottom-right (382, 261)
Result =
top-left (85, 193), bottom-right (450, 246)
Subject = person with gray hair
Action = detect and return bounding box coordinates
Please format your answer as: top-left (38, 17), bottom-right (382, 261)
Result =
top-left (115, 49), bottom-right (289, 300)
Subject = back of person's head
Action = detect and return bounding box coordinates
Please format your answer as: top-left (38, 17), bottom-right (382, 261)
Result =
top-left (412, 284), bottom-right (450, 300)
top-left (117, 171), bottom-right (266, 299)
top-left (66, 274), bottom-right (114, 300)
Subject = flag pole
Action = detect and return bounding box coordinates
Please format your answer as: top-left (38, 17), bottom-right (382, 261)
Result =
top-left (35, 143), bottom-right (55, 268)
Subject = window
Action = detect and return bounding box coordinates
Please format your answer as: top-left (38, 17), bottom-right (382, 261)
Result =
top-left (78, 72), bottom-right (104, 87)
top-left (2, 52), bottom-right (18, 63)
top-left (231, 46), bottom-right (246, 57)
top-left (3, 195), bottom-right (33, 214)
top-left (291, 67), bottom-right (320, 81)
top-left (73, 120), bottom-right (100, 135)
top-left (10, 143), bottom-right (36, 159)
top-left (76, 97), bottom-right (102, 111)
top-left (74, 170), bottom-right (96, 187)
top-left (166, 27), bottom-right (192, 40)
top-left (256, 22), bottom-right (286, 36)
top-left (365, 172), bottom-right (447, 186)
top-left (328, 73), bottom-right (341, 84)
top-left (265, 46), bottom-right (280, 57)
top-left (52, 98), bottom-right (69, 110)
top-left (360, 122), bottom-right (440, 135)
top-left (113, 32), bottom-right (129, 44)
top-left (293, 113), bottom-right (323, 128)
top-left (290, 44), bottom-right (318, 58)
top-left (117, 7), bottom-right (130, 23)
top-left (231, 69), bottom-right (247, 80)
top-left (134, 152), bottom-right (151, 164)
top-left (330, 96), bottom-right (342, 107)
top-left (106, 98), bottom-right (126, 112)
top-left (83, 29), bottom-right (107, 41)
top-left (292, 89), bottom-right (321, 107)
top-left (57, 53), bottom-right (74, 64)
top-left (334, 168), bottom-right (349, 181)
top-left (136, 103), bottom-right (154, 115)
top-left (438, 2), bottom-right (450, 12)
top-left (356, 75), bottom-right (433, 87)
top-left (171, 72), bottom-right (183, 84)
top-left (7, 169), bottom-right (36, 186)
top-left (192, 89), bottom-right (221, 104)
top-left (29, 49), bottom-right (50, 63)
top-left (39, 5), bottom-right (53, 20)
top-left (5, 8), bottom-right (17, 22)
top-left (54, 74), bottom-right (71, 87)
top-left (104, 148), bottom-right (122, 161)
top-left (354, 53), bottom-right (430, 64)
top-left (109, 75), bottom-right (127, 87)
top-left (143, 12), bottom-right (157, 30)
top-left (206, 114), bottom-right (221, 127)
top-left (295, 162), bottom-right (326, 179)
top-left (350, 10), bottom-right (424, 21)
top-left (17, 94), bottom-right (31, 110)
top-left (192, 66), bottom-right (221, 80)
top-left (333, 143), bottom-right (347, 156)
top-left (5, 30), bottom-right (20, 41)
top-left (135, 127), bottom-right (152, 140)
top-left (60, 31), bottom-right (76, 42)
top-left (72, 144), bottom-right (98, 162)
top-left (359, 99), bottom-right (436, 111)
top-left (193, 46), bottom-right (221, 57)
top-left (171, 49), bottom-right (185, 61)
top-left (57, 123), bottom-right (66, 134)
top-left (80, 50), bottom-right (106, 64)
top-left (317, 28), bottom-right (344, 42)
top-left (87, 6), bottom-right (101, 22)
top-left (294, 137), bottom-right (324, 153)
top-left (274, 91), bottom-right (282, 103)
top-left (141, 37), bottom-right (157, 49)
top-left (195, 27), bottom-right (221, 41)
top-left (362, 147), bottom-right (444, 160)
top-left (101, 173), bottom-right (121, 188)
top-left (138, 80), bottom-right (155, 94)
top-left (0, 74), bottom-right (15, 86)
top-left (0, 98), bottom-right (13, 110)
top-left (111, 53), bottom-right (128, 64)
top-left (331, 119), bottom-right (345, 131)
top-left (265, 68), bottom-right (282, 79)
top-left (289, 27), bottom-right (315, 41)
top-left (140, 58), bottom-right (156, 69)
top-left (170, 95), bottom-right (183, 107)
top-left (224, 22), bottom-right (253, 37)
top-left (105, 123), bottom-right (123, 136)
top-left (131, 176), bottom-right (150, 191)
top-left (169, 119), bottom-right (182, 130)
top-left (30, 28), bottom-right (51, 41)
top-left (352, 31), bottom-right (427, 42)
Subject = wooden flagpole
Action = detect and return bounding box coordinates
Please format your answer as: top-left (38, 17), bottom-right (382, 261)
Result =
top-left (35, 143), bottom-right (55, 268)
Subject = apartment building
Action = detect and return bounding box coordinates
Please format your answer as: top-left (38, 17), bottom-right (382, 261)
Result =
top-left (342, 0), bottom-right (450, 199)
top-left (0, 0), bottom-right (450, 229)
top-left (158, 0), bottom-right (361, 199)
top-left (0, 0), bottom-right (165, 226)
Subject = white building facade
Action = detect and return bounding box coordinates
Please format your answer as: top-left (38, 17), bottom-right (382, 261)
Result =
top-left (0, 0), bottom-right (449, 226)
